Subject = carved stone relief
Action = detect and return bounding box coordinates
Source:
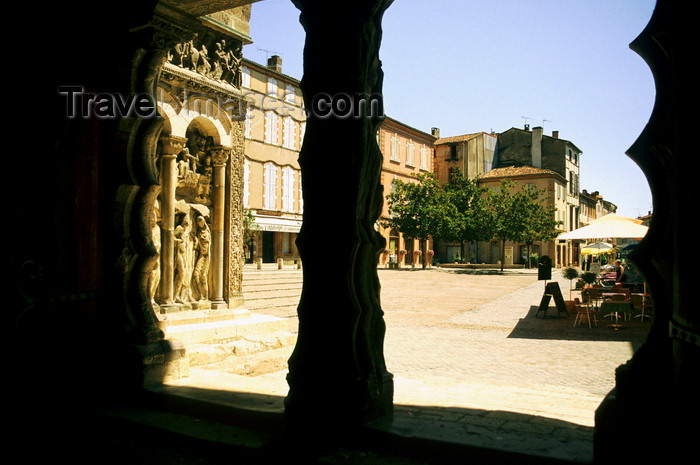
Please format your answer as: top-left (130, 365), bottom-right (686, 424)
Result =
top-left (176, 129), bottom-right (215, 207)
top-left (167, 33), bottom-right (243, 87)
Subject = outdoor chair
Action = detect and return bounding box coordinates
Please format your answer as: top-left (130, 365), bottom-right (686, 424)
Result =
top-left (588, 287), bottom-right (603, 308)
top-left (574, 300), bottom-right (598, 328)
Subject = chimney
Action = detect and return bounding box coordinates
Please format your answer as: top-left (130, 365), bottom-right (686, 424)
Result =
top-left (552, 130), bottom-right (559, 139)
top-left (431, 127), bottom-right (440, 138)
top-left (267, 55), bottom-right (282, 73)
top-left (531, 126), bottom-right (543, 168)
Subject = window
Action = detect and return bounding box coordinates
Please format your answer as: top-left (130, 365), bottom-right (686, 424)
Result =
top-left (267, 77), bottom-right (278, 97)
top-left (406, 140), bottom-right (415, 167)
top-left (420, 146), bottom-right (429, 170)
top-left (243, 159), bottom-right (250, 208)
top-left (282, 166), bottom-right (294, 212)
top-left (285, 84), bottom-right (295, 104)
top-left (264, 111), bottom-right (278, 145)
top-left (263, 163), bottom-right (277, 210)
top-left (241, 67), bottom-right (250, 88)
top-left (283, 117), bottom-right (295, 149)
top-left (390, 134), bottom-right (400, 162)
top-left (297, 174), bottom-right (304, 213)
top-left (244, 109), bottom-right (252, 138)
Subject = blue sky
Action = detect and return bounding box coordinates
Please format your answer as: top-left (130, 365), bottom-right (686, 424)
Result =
top-left (244, 0), bottom-right (657, 219)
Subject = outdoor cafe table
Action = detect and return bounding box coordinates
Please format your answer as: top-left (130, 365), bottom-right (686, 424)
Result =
top-left (600, 300), bottom-right (632, 329)
top-left (602, 292), bottom-right (628, 300)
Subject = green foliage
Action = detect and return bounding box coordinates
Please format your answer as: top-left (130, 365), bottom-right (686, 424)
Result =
top-left (563, 266), bottom-right (579, 281)
top-left (385, 174), bottom-right (563, 271)
top-left (383, 172), bottom-right (450, 241)
top-left (242, 209), bottom-right (258, 243)
top-left (485, 179), bottom-right (563, 270)
top-left (442, 168), bottom-right (494, 244)
top-left (581, 271), bottom-right (597, 284)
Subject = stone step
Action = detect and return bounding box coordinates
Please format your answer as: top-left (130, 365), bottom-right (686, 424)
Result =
top-left (194, 344), bottom-right (295, 376)
top-left (160, 311), bottom-right (289, 346)
top-left (244, 281), bottom-right (302, 292)
top-left (157, 308), bottom-right (253, 327)
top-left (243, 283), bottom-right (303, 294)
top-left (186, 330), bottom-right (297, 370)
top-left (243, 290), bottom-right (301, 302)
top-left (241, 268), bottom-right (303, 314)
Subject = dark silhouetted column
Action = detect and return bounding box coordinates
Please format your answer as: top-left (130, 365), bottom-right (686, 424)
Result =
top-left (285, 0), bottom-right (395, 432)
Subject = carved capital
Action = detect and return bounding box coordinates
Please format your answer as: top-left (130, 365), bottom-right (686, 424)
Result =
top-left (210, 147), bottom-right (230, 165)
top-left (159, 135), bottom-right (188, 156)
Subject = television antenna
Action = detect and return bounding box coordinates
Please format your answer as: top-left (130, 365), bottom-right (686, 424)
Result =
top-left (258, 47), bottom-right (282, 60)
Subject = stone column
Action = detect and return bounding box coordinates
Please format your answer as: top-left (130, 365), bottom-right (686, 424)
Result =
top-left (158, 135), bottom-right (187, 312)
top-left (210, 146), bottom-right (230, 309)
top-left (285, 0), bottom-right (394, 433)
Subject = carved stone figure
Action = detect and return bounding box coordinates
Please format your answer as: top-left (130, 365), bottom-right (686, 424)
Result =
top-left (177, 147), bottom-right (197, 178)
top-left (192, 215), bottom-right (211, 301)
top-left (148, 209), bottom-right (161, 304)
top-left (194, 153), bottom-right (213, 206)
top-left (211, 42), bottom-right (227, 81)
top-left (197, 44), bottom-right (211, 77)
top-left (224, 44), bottom-right (242, 85)
top-left (173, 212), bottom-right (194, 304)
top-left (173, 41), bottom-right (187, 67)
top-left (181, 39), bottom-right (200, 71)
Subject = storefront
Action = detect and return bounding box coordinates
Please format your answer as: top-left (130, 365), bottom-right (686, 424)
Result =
top-left (250, 214), bottom-right (303, 265)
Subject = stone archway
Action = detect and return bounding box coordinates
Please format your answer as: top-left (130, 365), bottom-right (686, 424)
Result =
top-left (9, 1), bottom-right (696, 463)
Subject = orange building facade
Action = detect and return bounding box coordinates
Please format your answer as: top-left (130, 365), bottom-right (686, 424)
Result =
top-left (376, 117), bottom-right (438, 268)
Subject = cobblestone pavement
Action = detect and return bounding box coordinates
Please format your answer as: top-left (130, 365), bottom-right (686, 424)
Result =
top-left (161, 266), bottom-right (651, 463)
top-left (181, 266), bottom-right (649, 427)
top-left (379, 267), bottom-right (647, 405)
top-left (377, 268), bottom-right (648, 435)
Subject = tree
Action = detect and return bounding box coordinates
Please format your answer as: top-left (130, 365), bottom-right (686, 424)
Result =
top-left (518, 191), bottom-right (562, 268)
top-left (242, 208), bottom-right (258, 243)
top-left (442, 168), bottom-right (494, 262)
top-left (384, 172), bottom-right (449, 267)
top-left (563, 266), bottom-right (580, 299)
top-left (486, 179), bottom-right (561, 271)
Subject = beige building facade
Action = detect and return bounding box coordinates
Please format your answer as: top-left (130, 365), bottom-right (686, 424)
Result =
top-left (433, 131), bottom-right (498, 182)
top-left (240, 56), bottom-right (305, 266)
top-left (478, 165), bottom-right (567, 267)
top-left (493, 126), bottom-right (586, 267)
top-left (238, 58), bottom-right (440, 269)
top-left (432, 131), bottom-right (497, 264)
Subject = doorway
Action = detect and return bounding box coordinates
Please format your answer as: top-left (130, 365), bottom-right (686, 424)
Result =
top-left (262, 231), bottom-right (275, 263)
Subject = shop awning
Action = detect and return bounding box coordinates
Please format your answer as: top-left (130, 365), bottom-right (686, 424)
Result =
top-left (253, 215), bottom-right (303, 233)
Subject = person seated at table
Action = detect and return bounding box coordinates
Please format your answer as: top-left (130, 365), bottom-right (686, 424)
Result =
top-left (614, 259), bottom-right (627, 283)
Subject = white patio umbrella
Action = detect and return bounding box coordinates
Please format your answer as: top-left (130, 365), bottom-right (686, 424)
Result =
top-left (557, 213), bottom-right (648, 241)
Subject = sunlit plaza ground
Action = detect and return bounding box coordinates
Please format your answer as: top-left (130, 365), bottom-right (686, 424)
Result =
top-left (169, 266), bottom-right (649, 429)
